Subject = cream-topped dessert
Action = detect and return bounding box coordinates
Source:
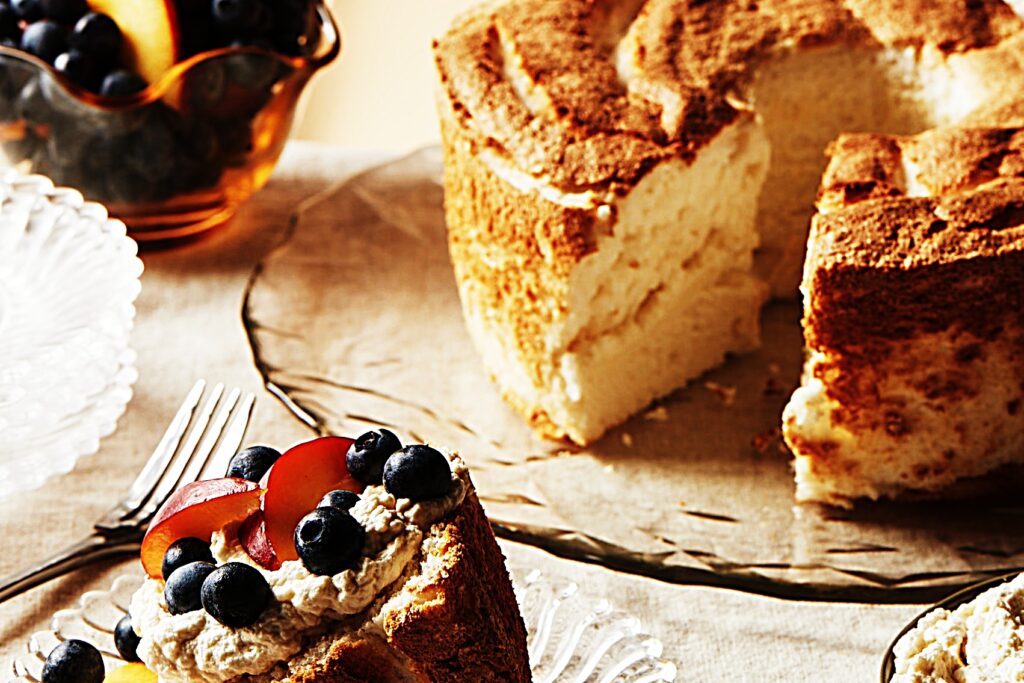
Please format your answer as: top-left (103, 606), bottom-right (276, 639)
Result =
top-left (131, 455), bottom-right (467, 682)
top-left (892, 574), bottom-right (1024, 682)
top-left (119, 434), bottom-right (529, 683)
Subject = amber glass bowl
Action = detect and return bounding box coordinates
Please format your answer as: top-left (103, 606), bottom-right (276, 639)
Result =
top-left (0, 4), bottom-right (339, 242)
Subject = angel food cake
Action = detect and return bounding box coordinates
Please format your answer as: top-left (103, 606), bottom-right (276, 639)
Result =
top-left (782, 128), bottom-right (1024, 506)
top-left (434, 0), bottom-right (1024, 449)
top-left (891, 573), bottom-right (1024, 682)
top-left (110, 435), bottom-right (528, 683)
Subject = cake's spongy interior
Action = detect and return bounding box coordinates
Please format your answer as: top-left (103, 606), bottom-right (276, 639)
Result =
top-left (784, 328), bottom-right (1024, 506)
top-left (748, 43), bottom-right (1003, 295)
top-left (466, 119), bottom-right (770, 445)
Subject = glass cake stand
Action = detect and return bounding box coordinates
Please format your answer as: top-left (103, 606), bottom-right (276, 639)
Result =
top-left (240, 148), bottom-right (1024, 603)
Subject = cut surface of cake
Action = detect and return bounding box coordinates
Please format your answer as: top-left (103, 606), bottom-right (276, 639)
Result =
top-left (434, 0), bottom-right (1024, 446)
top-left (126, 435), bottom-right (529, 682)
top-left (782, 128), bottom-right (1024, 506)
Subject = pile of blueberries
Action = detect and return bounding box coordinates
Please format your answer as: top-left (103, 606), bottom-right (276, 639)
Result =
top-left (228, 432), bottom-right (454, 577)
top-left (0, 0), bottom-right (318, 206)
top-left (39, 433), bottom-right (453, 683)
top-left (1, 0), bottom-right (316, 94)
top-left (3, 0), bottom-right (142, 96)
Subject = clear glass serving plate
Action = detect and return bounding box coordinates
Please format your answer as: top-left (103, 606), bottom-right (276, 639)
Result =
top-left (9, 564), bottom-right (678, 682)
top-left (0, 172), bottom-right (141, 499)
top-left (240, 148), bottom-right (1024, 603)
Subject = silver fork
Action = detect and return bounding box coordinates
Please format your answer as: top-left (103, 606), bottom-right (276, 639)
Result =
top-left (0, 380), bottom-right (255, 604)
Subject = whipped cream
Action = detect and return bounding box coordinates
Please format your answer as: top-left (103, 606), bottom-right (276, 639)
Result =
top-left (131, 451), bottom-right (468, 683)
top-left (892, 573), bottom-right (1024, 682)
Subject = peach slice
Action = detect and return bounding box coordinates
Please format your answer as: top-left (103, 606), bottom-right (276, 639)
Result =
top-left (87, 0), bottom-right (181, 87)
top-left (105, 663), bottom-right (157, 683)
top-left (238, 509), bottom-right (279, 570)
top-left (141, 478), bottom-right (262, 579)
top-left (262, 437), bottom-right (363, 562)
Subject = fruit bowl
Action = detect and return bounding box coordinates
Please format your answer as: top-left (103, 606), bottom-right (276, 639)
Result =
top-left (0, 3), bottom-right (339, 242)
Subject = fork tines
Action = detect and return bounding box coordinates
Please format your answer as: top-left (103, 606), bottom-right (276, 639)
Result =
top-left (98, 380), bottom-right (255, 532)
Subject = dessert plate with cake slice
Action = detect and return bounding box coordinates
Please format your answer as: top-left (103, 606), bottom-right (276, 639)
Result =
top-left (241, 141), bottom-right (1024, 603)
top-left (9, 435), bottom-right (677, 683)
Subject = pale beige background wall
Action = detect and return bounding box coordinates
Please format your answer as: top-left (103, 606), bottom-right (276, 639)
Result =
top-left (296, 0), bottom-right (484, 152)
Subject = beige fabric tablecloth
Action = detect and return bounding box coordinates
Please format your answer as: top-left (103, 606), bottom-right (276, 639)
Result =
top-left (0, 141), bottom-right (924, 682)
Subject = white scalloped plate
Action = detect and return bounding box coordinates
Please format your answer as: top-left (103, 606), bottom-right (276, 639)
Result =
top-left (0, 171), bottom-right (142, 499)
top-left (9, 563), bottom-right (678, 682)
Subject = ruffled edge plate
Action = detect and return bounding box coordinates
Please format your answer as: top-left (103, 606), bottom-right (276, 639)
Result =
top-left (0, 171), bottom-right (142, 498)
top-left (9, 562), bottom-right (679, 683)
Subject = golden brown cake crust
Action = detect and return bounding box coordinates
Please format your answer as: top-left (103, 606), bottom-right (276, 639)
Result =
top-left (785, 125), bottom-right (1024, 505)
top-left (434, 0), bottom-right (1024, 195)
top-left (379, 488), bottom-right (530, 683)
top-left (809, 127), bottom-right (1024, 354)
top-left (797, 127), bottom-right (1024, 498)
top-left (239, 490), bottom-right (529, 683)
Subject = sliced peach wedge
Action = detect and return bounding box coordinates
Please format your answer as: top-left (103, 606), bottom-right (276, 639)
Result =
top-left (87, 0), bottom-right (181, 87)
top-left (260, 436), bottom-right (364, 563)
top-left (140, 478), bottom-right (262, 579)
top-left (105, 663), bottom-right (157, 683)
top-left (238, 508), bottom-right (278, 570)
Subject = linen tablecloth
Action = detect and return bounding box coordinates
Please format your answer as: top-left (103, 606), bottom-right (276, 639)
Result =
top-left (0, 141), bottom-right (923, 682)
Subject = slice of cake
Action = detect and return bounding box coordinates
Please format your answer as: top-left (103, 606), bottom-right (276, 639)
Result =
top-left (124, 434), bottom-right (529, 682)
top-left (782, 128), bottom-right (1024, 506)
top-left (434, 0), bottom-right (1024, 446)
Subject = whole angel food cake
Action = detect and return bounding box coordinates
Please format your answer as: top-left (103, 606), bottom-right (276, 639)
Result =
top-left (782, 128), bottom-right (1024, 506)
top-left (434, 0), bottom-right (1024, 447)
top-left (118, 434), bottom-right (529, 683)
top-left (891, 573), bottom-right (1024, 682)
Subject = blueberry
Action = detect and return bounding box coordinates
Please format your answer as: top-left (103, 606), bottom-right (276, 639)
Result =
top-left (113, 615), bottom-right (141, 663)
top-left (211, 0), bottom-right (266, 34)
top-left (161, 537), bottom-right (215, 580)
top-left (0, 5), bottom-right (20, 41)
top-left (183, 60), bottom-right (225, 111)
top-left (318, 489), bottom-right (359, 511)
top-left (164, 561), bottom-right (216, 615)
top-left (200, 562), bottom-right (273, 627)
top-left (383, 445), bottom-right (452, 501)
top-left (99, 69), bottom-right (146, 97)
top-left (294, 507), bottom-right (365, 576)
top-left (41, 639), bottom-right (103, 683)
top-left (267, 0), bottom-right (313, 55)
top-left (70, 13), bottom-right (120, 65)
top-left (53, 50), bottom-right (100, 90)
top-left (40, 0), bottom-right (85, 23)
top-left (21, 20), bottom-right (67, 64)
top-left (124, 117), bottom-right (175, 181)
top-left (225, 445), bottom-right (281, 482)
top-left (346, 429), bottom-right (401, 485)
top-left (12, 0), bottom-right (43, 22)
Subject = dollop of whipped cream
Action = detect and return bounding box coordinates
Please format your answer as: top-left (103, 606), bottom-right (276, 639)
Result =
top-left (130, 451), bottom-right (468, 683)
top-left (892, 573), bottom-right (1024, 682)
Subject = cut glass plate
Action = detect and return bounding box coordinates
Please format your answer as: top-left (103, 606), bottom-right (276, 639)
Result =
top-left (9, 564), bottom-right (678, 682)
top-left (240, 148), bottom-right (1024, 602)
top-left (0, 172), bottom-right (141, 499)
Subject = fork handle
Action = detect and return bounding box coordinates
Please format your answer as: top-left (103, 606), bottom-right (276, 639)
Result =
top-left (0, 533), bottom-right (141, 605)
